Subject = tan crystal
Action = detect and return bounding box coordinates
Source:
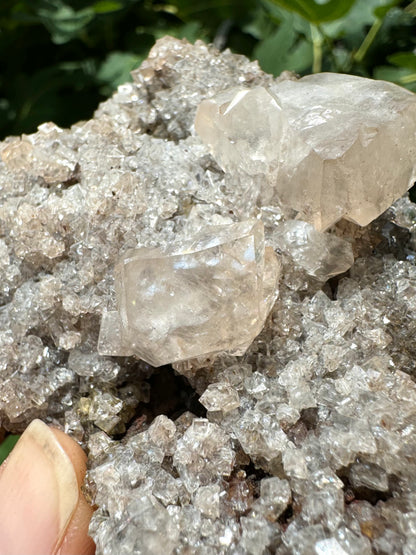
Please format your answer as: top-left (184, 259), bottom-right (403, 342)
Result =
top-left (98, 220), bottom-right (280, 366)
top-left (195, 73), bottom-right (416, 231)
top-left (1, 132), bottom-right (76, 185)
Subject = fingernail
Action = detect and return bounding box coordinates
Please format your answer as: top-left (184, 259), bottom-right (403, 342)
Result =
top-left (0, 419), bottom-right (79, 555)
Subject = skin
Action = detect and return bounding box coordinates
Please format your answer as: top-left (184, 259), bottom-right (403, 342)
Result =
top-left (51, 428), bottom-right (96, 555)
top-left (0, 424), bottom-right (95, 555)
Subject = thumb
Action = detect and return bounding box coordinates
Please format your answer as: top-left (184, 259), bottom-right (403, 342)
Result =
top-left (0, 419), bottom-right (95, 555)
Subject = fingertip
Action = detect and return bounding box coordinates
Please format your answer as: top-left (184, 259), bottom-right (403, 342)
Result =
top-left (50, 428), bottom-right (96, 555)
top-left (0, 421), bottom-right (95, 555)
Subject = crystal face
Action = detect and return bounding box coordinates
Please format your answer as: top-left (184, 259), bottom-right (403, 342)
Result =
top-left (195, 73), bottom-right (416, 230)
top-left (98, 220), bottom-right (280, 366)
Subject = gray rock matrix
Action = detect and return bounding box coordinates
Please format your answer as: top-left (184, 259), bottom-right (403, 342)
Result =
top-left (1, 36), bottom-right (416, 554)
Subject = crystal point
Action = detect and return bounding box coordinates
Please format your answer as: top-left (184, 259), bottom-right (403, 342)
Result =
top-left (195, 74), bottom-right (416, 230)
top-left (98, 220), bottom-right (280, 366)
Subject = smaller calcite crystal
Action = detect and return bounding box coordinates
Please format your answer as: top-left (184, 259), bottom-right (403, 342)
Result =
top-left (1, 125), bottom-right (78, 185)
top-left (98, 220), bottom-right (280, 366)
top-left (271, 220), bottom-right (354, 280)
top-left (195, 74), bottom-right (416, 230)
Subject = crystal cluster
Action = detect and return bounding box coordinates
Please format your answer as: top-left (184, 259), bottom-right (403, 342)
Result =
top-left (195, 74), bottom-right (416, 230)
top-left (1, 36), bottom-right (416, 555)
top-left (98, 220), bottom-right (280, 366)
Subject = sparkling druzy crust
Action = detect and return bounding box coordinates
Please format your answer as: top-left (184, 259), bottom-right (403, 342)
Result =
top-left (98, 220), bottom-right (280, 366)
top-left (195, 73), bottom-right (416, 231)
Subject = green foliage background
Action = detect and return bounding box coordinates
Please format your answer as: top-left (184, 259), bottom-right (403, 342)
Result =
top-left (0, 434), bottom-right (19, 464)
top-left (0, 0), bottom-right (415, 139)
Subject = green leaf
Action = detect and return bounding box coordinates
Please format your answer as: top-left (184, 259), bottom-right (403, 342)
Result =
top-left (331, 46), bottom-right (352, 72)
top-left (93, 1), bottom-right (124, 14)
top-left (406, 0), bottom-right (416, 16)
top-left (176, 21), bottom-right (204, 43)
top-left (261, 0), bottom-right (312, 36)
top-left (243, 5), bottom-right (276, 41)
top-left (374, 65), bottom-right (416, 92)
top-left (285, 39), bottom-right (313, 73)
top-left (254, 17), bottom-right (297, 75)
top-left (322, 0), bottom-right (385, 38)
top-left (388, 52), bottom-right (416, 71)
top-left (167, 0), bottom-right (254, 20)
top-left (268, 0), bottom-right (357, 24)
top-left (0, 435), bottom-right (19, 465)
top-left (38, 4), bottom-right (95, 45)
top-left (374, 64), bottom-right (408, 81)
top-left (373, 0), bottom-right (400, 18)
top-left (97, 51), bottom-right (143, 95)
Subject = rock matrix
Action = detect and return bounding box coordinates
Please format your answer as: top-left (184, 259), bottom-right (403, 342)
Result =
top-left (0, 36), bottom-right (416, 554)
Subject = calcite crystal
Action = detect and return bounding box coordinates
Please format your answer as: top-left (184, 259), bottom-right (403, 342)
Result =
top-left (195, 73), bottom-right (416, 230)
top-left (3, 36), bottom-right (416, 555)
top-left (270, 220), bottom-right (354, 280)
top-left (98, 220), bottom-right (280, 366)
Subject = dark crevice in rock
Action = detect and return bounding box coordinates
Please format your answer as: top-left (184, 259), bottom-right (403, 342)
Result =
top-left (242, 460), bottom-right (271, 488)
top-left (300, 407), bottom-right (320, 430)
top-left (134, 365), bottom-right (207, 423)
top-left (222, 470), bottom-right (255, 517)
top-left (374, 221), bottom-right (412, 259)
top-left (337, 466), bottom-right (394, 506)
top-left (278, 503), bottom-right (295, 530)
top-left (53, 162), bottom-right (81, 190)
top-left (286, 408), bottom-right (320, 445)
top-left (327, 270), bottom-right (351, 300)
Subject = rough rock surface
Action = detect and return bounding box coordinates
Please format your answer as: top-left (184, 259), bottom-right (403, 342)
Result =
top-left (1, 37), bottom-right (416, 554)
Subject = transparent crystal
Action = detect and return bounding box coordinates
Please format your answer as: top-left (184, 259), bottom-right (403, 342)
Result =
top-left (195, 74), bottom-right (416, 230)
top-left (193, 484), bottom-right (221, 519)
top-left (98, 220), bottom-right (280, 366)
top-left (2, 35), bottom-right (416, 555)
top-left (94, 493), bottom-right (180, 555)
top-left (239, 516), bottom-right (272, 555)
top-left (314, 538), bottom-right (349, 555)
top-left (271, 220), bottom-right (354, 280)
top-left (148, 415), bottom-right (177, 456)
top-left (173, 418), bottom-right (234, 493)
top-left (256, 477), bottom-right (291, 520)
top-left (199, 383), bottom-right (240, 413)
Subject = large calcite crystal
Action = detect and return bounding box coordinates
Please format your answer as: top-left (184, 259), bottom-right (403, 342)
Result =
top-left (98, 220), bottom-right (280, 366)
top-left (195, 73), bottom-right (416, 230)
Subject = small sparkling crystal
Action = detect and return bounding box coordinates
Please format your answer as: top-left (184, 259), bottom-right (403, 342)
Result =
top-left (173, 418), bottom-right (234, 493)
top-left (199, 382), bottom-right (240, 413)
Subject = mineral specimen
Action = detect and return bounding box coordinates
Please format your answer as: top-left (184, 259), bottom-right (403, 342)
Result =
top-left (270, 220), bottom-right (354, 280)
top-left (98, 220), bottom-right (280, 366)
top-left (2, 36), bottom-right (416, 555)
top-left (195, 73), bottom-right (416, 230)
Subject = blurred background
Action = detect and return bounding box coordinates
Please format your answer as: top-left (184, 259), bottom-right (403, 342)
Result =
top-left (0, 0), bottom-right (415, 140)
